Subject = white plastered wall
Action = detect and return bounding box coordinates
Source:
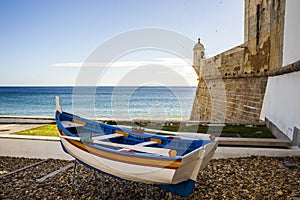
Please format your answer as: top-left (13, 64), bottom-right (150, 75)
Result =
top-left (282, 0), bottom-right (300, 66)
top-left (260, 71), bottom-right (300, 140)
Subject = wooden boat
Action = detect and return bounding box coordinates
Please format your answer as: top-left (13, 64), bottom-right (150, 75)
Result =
top-left (55, 97), bottom-right (218, 197)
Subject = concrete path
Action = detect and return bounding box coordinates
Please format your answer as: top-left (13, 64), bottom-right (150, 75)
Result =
top-left (0, 116), bottom-right (54, 124)
top-left (0, 124), bottom-right (43, 135)
top-left (0, 134), bottom-right (299, 160)
top-left (214, 146), bottom-right (300, 159)
top-left (0, 135), bottom-right (73, 160)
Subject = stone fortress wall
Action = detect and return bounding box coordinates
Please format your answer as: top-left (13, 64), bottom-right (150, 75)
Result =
top-left (190, 0), bottom-right (287, 123)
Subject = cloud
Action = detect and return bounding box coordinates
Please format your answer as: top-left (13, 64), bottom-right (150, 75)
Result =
top-left (154, 57), bottom-right (192, 66)
top-left (51, 57), bottom-right (192, 68)
top-left (51, 58), bottom-right (197, 86)
top-left (52, 63), bottom-right (85, 67)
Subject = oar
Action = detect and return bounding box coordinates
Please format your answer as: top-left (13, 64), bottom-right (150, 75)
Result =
top-left (60, 135), bottom-right (177, 157)
top-left (118, 125), bottom-right (215, 140)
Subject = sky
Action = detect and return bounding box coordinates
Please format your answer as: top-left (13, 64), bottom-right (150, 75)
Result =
top-left (0, 0), bottom-right (244, 86)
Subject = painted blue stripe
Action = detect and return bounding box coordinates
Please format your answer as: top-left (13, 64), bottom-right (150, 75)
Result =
top-left (59, 140), bottom-right (69, 154)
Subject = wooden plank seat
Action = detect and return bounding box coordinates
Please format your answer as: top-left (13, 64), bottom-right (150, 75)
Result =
top-left (92, 133), bottom-right (123, 141)
top-left (123, 140), bottom-right (177, 156)
top-left (61, 121), bottom-right (84, 128)
top-left (92, 129), bottom-right (129, 141)
top-left (118, 141), bottom-right (158, 152)
top-left (134, 141), bottom-right (158, 147)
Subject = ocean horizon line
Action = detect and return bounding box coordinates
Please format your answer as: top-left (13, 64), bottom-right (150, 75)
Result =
top-left (0, 114), bottom-right (190, 121)
top-left (0, 85), bottom-right (197, 88)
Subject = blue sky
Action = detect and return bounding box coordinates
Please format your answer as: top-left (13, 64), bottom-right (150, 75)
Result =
top-left (0, 0), bottom-right (244, 86)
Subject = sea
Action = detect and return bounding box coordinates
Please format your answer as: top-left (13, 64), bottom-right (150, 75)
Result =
top-left (0, 87), bottom-right (196, 120)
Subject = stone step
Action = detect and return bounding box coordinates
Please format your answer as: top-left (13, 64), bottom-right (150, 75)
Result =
top-left (217, 137), bottom-right (292, 147)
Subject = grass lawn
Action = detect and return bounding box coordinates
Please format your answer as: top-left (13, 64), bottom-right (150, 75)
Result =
top-left (13, 124), bottom-right (58, 137)
top-left (13, 123), bottom-right (274, 138)
top-left (143, 125), bottom-right (274, 138)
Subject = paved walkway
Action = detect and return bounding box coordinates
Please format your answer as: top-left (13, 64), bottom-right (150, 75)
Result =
top-left (0, 134), bottom-right (299, 160)
top-left (0, 123), bottom-right (299, 160)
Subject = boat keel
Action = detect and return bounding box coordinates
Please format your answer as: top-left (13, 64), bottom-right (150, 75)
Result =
top-left (156, 179), bottom-right (196, 197)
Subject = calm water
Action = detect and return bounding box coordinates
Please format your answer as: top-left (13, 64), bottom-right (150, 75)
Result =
top-left (0, 87), bottom-right (196, 119)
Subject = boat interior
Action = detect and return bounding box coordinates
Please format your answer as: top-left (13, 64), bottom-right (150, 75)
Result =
top-left (58, 112), bottom-right (212, 156)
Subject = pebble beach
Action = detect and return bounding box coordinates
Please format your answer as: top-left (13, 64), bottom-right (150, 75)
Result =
top-left (1, 156), bottom-right (299, 199)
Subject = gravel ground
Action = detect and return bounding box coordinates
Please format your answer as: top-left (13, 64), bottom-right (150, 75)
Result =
top-left (0, 156), bottom-right (299, 200)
